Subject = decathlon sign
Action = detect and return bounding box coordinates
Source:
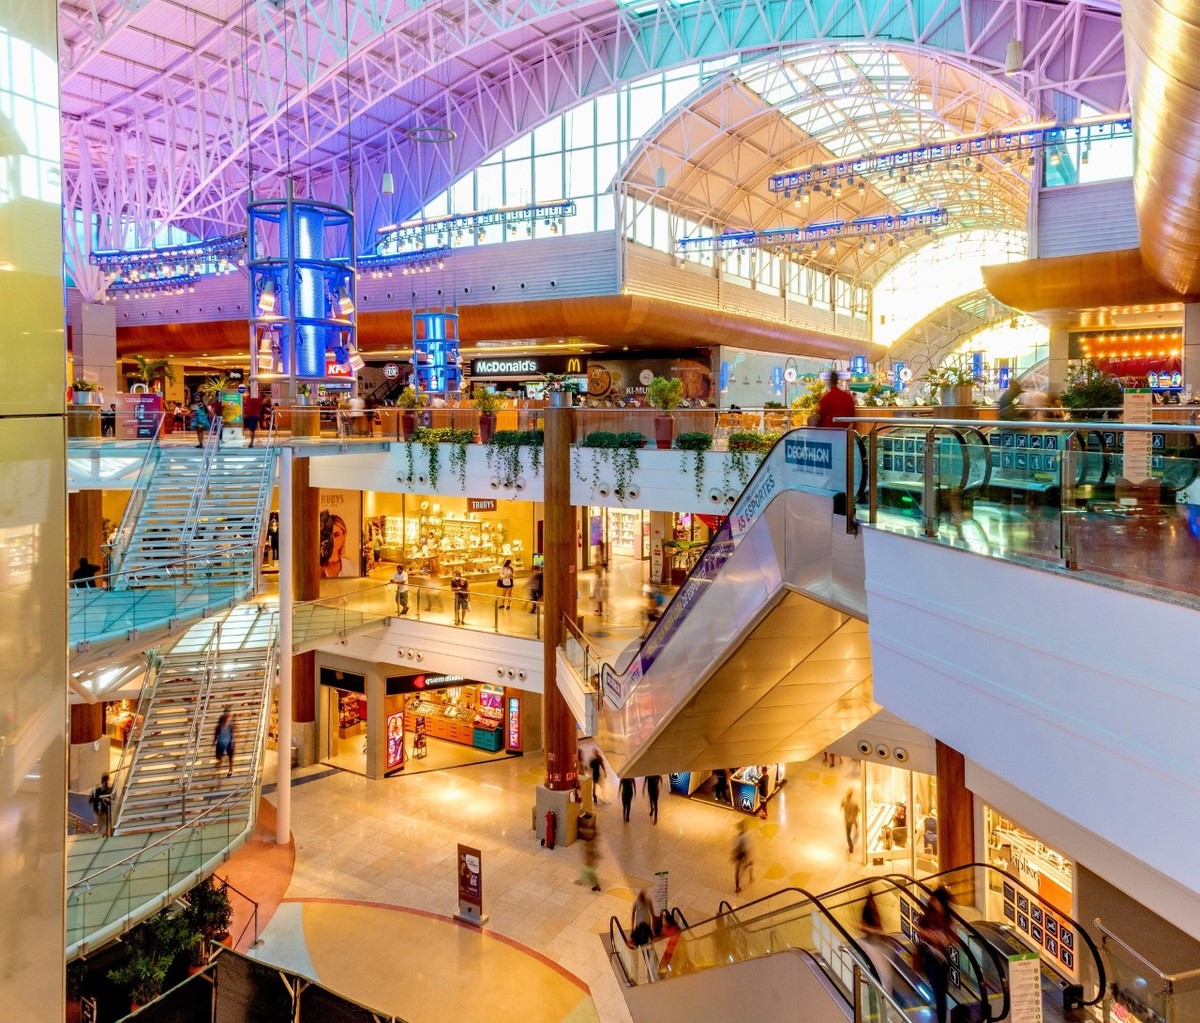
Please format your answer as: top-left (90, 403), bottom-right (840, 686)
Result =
top-left (785, 431), bottom-right (847, 492)
top-left (785, 437), bottom-right (833, 473)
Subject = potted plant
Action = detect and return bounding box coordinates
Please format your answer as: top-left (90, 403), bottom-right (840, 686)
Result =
top-left (394, 385), bottom-right (424, 439)
top-left (676, 431), bottom-right (713, 499)
top-left (1059, 359), bottom-right (1123, 419)
top-left (919, 357), bottom-right (978, 407)
top-left (108, 911), bottom-right (189, 1012)
top-left (544, 373), bottom-right (572, 407)
top-left (295, 382), bottom-right (313, 406)
top-left (472, 387), bottom-right (503, 443)
top-left (72, 379), bottom-right (101, 405)
top-left (790, 377), bottom-right (825, 426)
top-left (186, 875), bottom-right (234, 949)
top-left (131, 355), bottom-right (177, 393)
top-left (646, 375), bottom-right (684, 449)
top-left (663, 537), bottom-right (707, 586)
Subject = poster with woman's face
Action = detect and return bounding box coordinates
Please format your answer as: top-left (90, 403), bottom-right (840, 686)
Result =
top-left (318, 490), bottom-right (362, 578)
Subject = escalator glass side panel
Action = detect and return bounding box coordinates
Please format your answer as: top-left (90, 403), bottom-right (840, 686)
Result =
top-left (601, 428), bottom-right (853, 709)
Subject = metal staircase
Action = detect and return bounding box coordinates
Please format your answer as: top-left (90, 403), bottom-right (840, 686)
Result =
top-left (111, 604), bottom-right (277, 835)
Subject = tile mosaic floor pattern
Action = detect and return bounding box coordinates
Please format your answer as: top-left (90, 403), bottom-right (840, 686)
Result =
top-left (238, 751), bottom-right (886, 1023)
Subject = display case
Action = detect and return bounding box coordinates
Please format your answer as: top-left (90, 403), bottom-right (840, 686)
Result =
top-left (389, 506), bottom-right (510, 576)
top-left (609, 509), bottom-right (644, 558)
top-left (403, 683), bottom-right (503, 751)
top-left (337, 691), bottom-right (366, 739)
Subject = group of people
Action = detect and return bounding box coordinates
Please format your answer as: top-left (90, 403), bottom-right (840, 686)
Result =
top-left (185, 394), bottom-right (270, 448)
top-left (385, 558), bottom-right (544, 625)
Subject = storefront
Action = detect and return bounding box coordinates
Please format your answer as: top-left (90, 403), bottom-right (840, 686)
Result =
top-left (668, 764), bottom-right (786, 816)
top-left (858, 759), bottom-right (938, 875)
top-left (319, 664), bottom-right (527, 778)
top-left (363, 493), bottom-right (540, 580)
top-left (468, 354), bottom-right (587, 399)
top-left (105, 699), bottom-right (142, 751)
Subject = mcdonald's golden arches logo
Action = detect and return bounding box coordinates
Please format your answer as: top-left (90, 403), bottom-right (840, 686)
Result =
top-left (566, 357), bottom-right (582, 373)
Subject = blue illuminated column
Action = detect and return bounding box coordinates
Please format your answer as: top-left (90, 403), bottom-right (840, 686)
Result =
top-left (248, 181), bottom-right (356, 399)
top-left (412, 309), bottom-right (461, 397)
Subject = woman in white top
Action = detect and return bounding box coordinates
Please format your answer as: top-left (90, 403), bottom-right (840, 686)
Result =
top-left (497, 558), bottom-right (515, 609)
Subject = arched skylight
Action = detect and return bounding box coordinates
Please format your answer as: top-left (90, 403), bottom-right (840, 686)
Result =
top-left (873, 229), bottom-right (1028, 347)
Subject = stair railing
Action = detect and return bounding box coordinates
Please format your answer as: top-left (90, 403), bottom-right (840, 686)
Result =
top-left (179, 621), bottom-right (223, 818)
top-left (108, 650), bottom-right (166, 829)
top-left (181, 420), bottom-right (223, 581)
top-left (249, 418), bottom-right (280, 596)
top-left (105, 413), bottom-right (166, 583)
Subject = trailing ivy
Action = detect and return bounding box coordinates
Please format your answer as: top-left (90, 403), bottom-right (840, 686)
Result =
top-left (580, 430), bottom-right (644, 503)
top-left (485, 429), bottom-right (544, 488)
top-left (409, 426), bottom-right (476, 491)
top-left (675, 431), bottom-right (713, 500)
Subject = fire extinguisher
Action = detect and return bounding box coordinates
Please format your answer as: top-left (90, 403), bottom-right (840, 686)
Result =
top-left (541, 810), bottom-right (556, 849)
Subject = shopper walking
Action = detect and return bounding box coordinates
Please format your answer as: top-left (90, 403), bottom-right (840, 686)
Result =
top-left (451, 570), bottom-right (470, 625)
top-left (497, 558), bottom-right (515, 609)
top-left (644, 774), bottom-right (662, 824)
top-left (588, 750), bottom-right (607, 804)
top-left (390, 563), bottom-right (410, 615)
top-left (576, 831), bottom-right (601, 892)
top-left (592, 563), bottom-right (608, 617)
top-left (90, 773), bottom-right (113, 834)
top-left (756, 766), bottom-right (770, 820)
top-left (242, 393), bottom-right (262, 446)
top-left (619, 776), bottom-right (636, 823)
top-left (841, 787), bottom-right (860, 856)
top-left (631, 889), bottom-right (655, 947)
top-left (214, 708), bottom-right (236, 776)
top-left (191, 396), bottom-right (210, 447)
top-left (732, 819), bottom-right (754, 894)
top-left (915, 886), bottom-right (956, 1023)
top-left (813, 368), bottom-right (857, 428)
top-left (528, 566), bottom-right (543, 613)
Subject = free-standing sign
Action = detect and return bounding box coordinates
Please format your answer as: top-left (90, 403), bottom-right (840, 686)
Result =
top-left (386, 711), bottom-right (405, 771)
top-left (117, 392), bottom-right (163, 439)
top-left (1008, 952), bottom-right (1044, 1023)
top-left (506, 696), bottom-right (521, 751)
top-left (456, 844), bottom-right (485, 925)
top-left (413, 715), bottom-right (428, 759)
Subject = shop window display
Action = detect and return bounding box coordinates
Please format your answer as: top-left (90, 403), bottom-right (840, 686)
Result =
top-left (375, 501), bottom-right (516, 577)
top-left (404, 683), bottom-right (506, 753)
top-left (105, 699), bottom-right (144, 749)
top-left (861, 761), bottom-right (936, 875)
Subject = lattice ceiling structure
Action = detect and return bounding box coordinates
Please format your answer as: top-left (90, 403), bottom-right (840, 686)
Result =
top-left (58, 0), bottom-right (1128, 290)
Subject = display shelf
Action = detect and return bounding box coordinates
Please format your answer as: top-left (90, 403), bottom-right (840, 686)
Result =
top-left (395, 513), bottom-right (510, 576)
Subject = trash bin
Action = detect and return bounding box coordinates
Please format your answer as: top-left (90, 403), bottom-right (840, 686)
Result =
top-left (578, 812), bottom-right (597, 841)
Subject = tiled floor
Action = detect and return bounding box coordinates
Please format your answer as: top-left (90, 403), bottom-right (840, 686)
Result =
top-left (236, 751), bottom-right (884, 1023)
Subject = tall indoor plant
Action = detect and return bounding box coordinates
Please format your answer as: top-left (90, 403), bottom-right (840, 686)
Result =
top-left (472, 386), bottom-right (502, 443)
top-left (131, 354), bottom-right (177, 393)
top-left (1059, 359), bottom-right (1123, 419)
top-left (646, 375), bottom-right (684, 449)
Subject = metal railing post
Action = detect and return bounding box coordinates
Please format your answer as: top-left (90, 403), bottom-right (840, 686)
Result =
top-left (923, 427), bottom-right (938, 537)
top-left (1061, 444), bottom-right (1078, 569)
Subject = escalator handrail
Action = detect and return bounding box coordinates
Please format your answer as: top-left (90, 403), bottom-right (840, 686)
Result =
top-left (599, 427), bottom-right (861, 709)
top-left (918, 862), bottom-right (1106, 1007)
top-left (814, 873), bottom-right (1007, 1021)
top-left (666, 907), bottom-right (689, 930)
top-left (653, 886), bottom-right (881, 985)
top-left (608, 915), bottom-right (635, 986)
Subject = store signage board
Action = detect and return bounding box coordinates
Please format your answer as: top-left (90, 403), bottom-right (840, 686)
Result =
top-left (1123, 390), bottom-right (1153, 484)
top-left (118, 392), bottom-right (163, 439)
top-left (384, 363), bottom-right (401, 379)
top-left (653, 870), bottom-right (669, 915)
top-left (469, 498), bottom-right (498, 512)
top-left (1008, 953), bottom-right (1043, 1023)
top-left (470, 355), bottom-right (585, 378)
top-left (456, 844), bottom-right (486, 926)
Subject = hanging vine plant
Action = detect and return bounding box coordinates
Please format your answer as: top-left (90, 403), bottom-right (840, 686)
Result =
top-left (675, 431), bottom-right (713, 500)
top-left (485, 429), bottom-right (544, 488)
top-left (409, 426), bottom-right (475, 491)
top-left (727, 430), bottom-right (779, 488)
top-left (581, 430), bottom-right (644, 502)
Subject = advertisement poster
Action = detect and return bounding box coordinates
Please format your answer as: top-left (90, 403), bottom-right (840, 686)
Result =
top-left (117, 392), bottom-right (163, 439)
top-left (456, 844), bottom-right (484, 924)
top-left (586, 354), bottom-right (713, 405)
top-left (506, 697), bottom-right (521, 752)
top-left (386, 711), bottom-right (405, 772)
top-left (318, 489), bottom-right (362, 579)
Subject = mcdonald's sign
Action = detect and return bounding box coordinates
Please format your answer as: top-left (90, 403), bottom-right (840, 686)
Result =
top-left (469, 355), bottom-right (586, 378)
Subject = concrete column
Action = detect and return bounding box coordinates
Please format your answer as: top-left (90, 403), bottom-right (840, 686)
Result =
top-left (1183, 304), bottom-right (1200, 397)
top-left (68, 491), bottom-right (104, 572)
top-left (1047, 326), bottom-right (1071, 399)
top-left (936, 740), bottom-right (975, 876)
top-left (291, 456), bottom-right (319, 764)
top-left (535, 405), bottom-right (580, 847)
top-left (72, 302), bottom-right (119, 399)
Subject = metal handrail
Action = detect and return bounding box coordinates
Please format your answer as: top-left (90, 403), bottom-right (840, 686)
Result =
top-left (1094, 918), bottom-right (1200, 987)
top-left (104, 412), bottom-right (166, 577)
top-left (845, 414), bottom-right (1200, 436)
top-left (70, 541), bottom-right (260, 592)
top-left (180, 420), bottom-right (223, 563)
top-left (213, 872), bottom-right (264, 950)
top-left (178, 621), bottom-right (224, 810)
top-left (609, 916), bottom-right (635, 985)
top-left (68, 774), bottom-right (258, 893)
top-left (249, 417), bottom-right (280, 596)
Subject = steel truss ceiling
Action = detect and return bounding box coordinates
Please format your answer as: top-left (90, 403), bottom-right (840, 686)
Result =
top-left (58, 0), bottom-right (1127, 266)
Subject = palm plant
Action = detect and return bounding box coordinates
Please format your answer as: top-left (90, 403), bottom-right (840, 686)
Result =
top-left (132, 355), bottom-right (177, 390)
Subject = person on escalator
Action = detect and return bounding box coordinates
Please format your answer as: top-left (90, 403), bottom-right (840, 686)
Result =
top-left (812, 369), bottom-right (857, 428)
top-left (915, 886), bottom-right (956, 1023)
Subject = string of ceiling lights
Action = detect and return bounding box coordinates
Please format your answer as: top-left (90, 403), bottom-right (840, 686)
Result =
top-left (767, 114), bottom-right (1132, 198)
top-left (677, 208), bottom-right (947, 255)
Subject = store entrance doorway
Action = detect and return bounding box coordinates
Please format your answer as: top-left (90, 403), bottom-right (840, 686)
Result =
top-left (321, 669), bottom-right (368, 776)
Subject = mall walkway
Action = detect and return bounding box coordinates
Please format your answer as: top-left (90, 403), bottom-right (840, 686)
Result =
top-left (230, 750), bottom-right (879, 1023)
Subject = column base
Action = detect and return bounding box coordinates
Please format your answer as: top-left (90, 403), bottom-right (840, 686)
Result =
top-left (292, 720), bottom-right (319, 768)
top-left (534, 784), bottom-right (579, 849)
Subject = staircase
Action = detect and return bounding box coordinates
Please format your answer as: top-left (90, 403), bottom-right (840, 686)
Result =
top-left (112, 604), bottom-right (277, 835)
top-left (116, 429), bottom-right (275, 590)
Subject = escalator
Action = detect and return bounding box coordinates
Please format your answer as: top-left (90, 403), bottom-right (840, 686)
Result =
top-left (596, 428), bottom-right (878, 778)
top-left (605, 867), bottom-right (1105, 1023)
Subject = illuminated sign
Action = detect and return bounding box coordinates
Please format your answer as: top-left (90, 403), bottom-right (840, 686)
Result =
top-left (325, 353), bottom-right (353, 377)
top-left (386, 672), bottom-right (466, 694)
top-left (469, 355), bottom-right (585, 377)
top-left (384, 363), bottom-right (401, 379)
top-left (507, 697), bottom-right (521, 750)
top-left (469, 499), bottom-right (497, 511)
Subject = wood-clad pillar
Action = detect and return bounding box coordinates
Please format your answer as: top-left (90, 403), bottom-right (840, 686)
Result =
top-left (68, 490), bottom-right (104, 572)
top-left (291, 456), bottom-right (319, 764)
top-left (534, 405), bottom-right (580, 847)
top-left (70, 702), bottom-right (103, 744)
top-left (936, 740), bottom-right (975, 874)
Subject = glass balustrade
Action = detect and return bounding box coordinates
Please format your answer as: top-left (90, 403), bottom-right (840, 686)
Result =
top-left (854, 416), bottom-right (1200, 600)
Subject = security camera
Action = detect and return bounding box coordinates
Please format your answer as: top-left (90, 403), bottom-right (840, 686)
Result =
top-left (514, 477), bottom-right (527, 492)
top-left (490, 478), bottom-right (501, 490)
top-left (723, 490), bottom-right (738, 504)
top-left (624, 484), bottom-right (641, 500)
top-left (893, 747), bottom-right (909, 763)
top-left (857, 739), bottom-right (873, 756)
top-left (709, 487), bottom-right (725, 503)
top-left (597, 484), bottom-right (611, 499)
top-left (875, 743), bottom-right (891, 759)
